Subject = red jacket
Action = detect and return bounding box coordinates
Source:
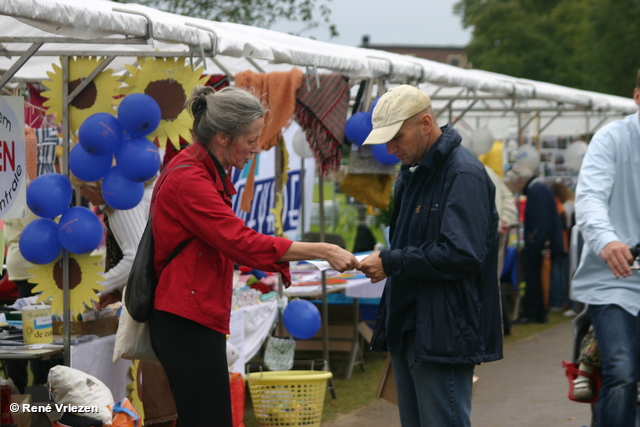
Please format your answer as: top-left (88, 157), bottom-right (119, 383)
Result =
top-left (151, 143), bottom-right (293, 334)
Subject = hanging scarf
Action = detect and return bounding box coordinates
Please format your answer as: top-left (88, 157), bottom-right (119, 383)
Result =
top-left (294, 74), bottom-right (349, 175)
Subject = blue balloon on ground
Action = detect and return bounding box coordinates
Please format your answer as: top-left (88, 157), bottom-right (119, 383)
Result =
top-left (118, 94), bottom-right (161, 137)
top-left (27, 173), bottom-right (73, 219)
top-left (369, 96), bottom-right (381, 113)
top-left (283, 299), bottom-right (322, 340)
top-left (101, 166), bottom-right (145, 210)
top-left (372, 143), bottom-right (400, 165)
top-left (345, 112), bottom-right (373, 146)
top-left (115, 136), bottom-right (161, 182)
top-left (19, 218), bottom-right (62, 264)
top-left (69, 143), bottom-right (113, 182)
top-left (57, 207), bottom-right (103, 255)
top-left (78, 112), bottom-right (123, 156)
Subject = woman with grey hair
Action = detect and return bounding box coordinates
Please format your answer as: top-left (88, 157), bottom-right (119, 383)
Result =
top-left (148, 86), bottom-right (359, 427)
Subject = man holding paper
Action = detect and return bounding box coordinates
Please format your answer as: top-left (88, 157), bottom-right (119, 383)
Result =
top-left (359, 85), bottom-right (503, 427)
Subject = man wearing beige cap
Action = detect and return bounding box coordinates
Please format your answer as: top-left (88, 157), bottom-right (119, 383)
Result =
top-left (360, 85), bottom-right (503, 427)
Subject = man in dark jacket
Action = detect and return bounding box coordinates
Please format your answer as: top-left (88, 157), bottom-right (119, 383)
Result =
top-left (505, 165), bottom-right (564, 324)
top-left (360, 85), bottom-right (503, 427)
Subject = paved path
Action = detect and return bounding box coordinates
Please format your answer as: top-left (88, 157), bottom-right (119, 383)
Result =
top-left (323, 321), bottom-right (593, 427)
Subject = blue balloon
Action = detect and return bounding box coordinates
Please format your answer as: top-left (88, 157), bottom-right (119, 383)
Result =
top-left (27, 173), bottom-right (73, 219)
top-left (369, 96), bottom-right (381, 113)
top-left (283, 299), bottom-right (322, 340)
top-left (57, 207), bottom-right (103, 255)
top-left (101, 166), bottom-right (145, 210)
top-left (78, 112), bottom-right (123, 156)
top-left (19, 218), bottom-right (62, 264)
top-left (372, 143), bottom-right (400, 165)
top-left (69, 143), bottom-right (113, 182)
top-left (118, 94), bottom-right (162, 137)
top-left (345, 112), bottom-right (372, 146)
top-left (115, 136), bottom-right (161, 182)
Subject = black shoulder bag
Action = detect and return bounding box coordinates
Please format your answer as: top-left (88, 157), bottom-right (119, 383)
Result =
top-left (125, 165), bottom-right (193, 322)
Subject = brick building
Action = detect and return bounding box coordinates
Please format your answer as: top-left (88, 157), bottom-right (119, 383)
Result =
top-left (360, 35), bottom-right (468, 68)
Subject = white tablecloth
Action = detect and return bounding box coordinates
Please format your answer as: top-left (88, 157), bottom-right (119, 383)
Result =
top-left (344, 277), bottom-right (386, 299)
top-left (69, 299), bottom-right (281, 398)
top-left (70, 334), bottom-right (132, 403)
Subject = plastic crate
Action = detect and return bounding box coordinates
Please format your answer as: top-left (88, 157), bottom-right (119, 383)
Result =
top-left (246, 370), bottom-right (332, 426)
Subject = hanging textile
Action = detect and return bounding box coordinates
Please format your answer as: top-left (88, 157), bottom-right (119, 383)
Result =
top-left (294, 74), bottom-right (349, 175)
top-left (235, 68), bottom-right (304, 212)
top-left (24, 127), bottom-right (38, 181)
top-left (35, 127), bottom-right (61, 176)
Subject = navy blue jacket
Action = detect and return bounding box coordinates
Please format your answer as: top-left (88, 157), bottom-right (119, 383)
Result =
top-left (522, 177), bottom-right (564, 258)
top-left (370, 125), bottom-right (503, 365)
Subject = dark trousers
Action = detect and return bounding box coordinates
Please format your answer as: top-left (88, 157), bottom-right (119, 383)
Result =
top-left (148, 309), bottom-right (232, 427)
top-left (6, 280), bottom-right (59, 393)
top-left (522, 252), bottom-right (546, 321)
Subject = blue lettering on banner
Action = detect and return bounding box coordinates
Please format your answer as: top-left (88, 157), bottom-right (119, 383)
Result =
top-left (232, 171), bottom-right (301, 236)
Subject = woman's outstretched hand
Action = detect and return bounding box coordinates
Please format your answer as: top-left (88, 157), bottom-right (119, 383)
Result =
top-left (325, 245), bottom-right (361, 272)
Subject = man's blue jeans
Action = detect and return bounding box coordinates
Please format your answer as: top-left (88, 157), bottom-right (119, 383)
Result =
top-left (391, 330), bottom-right (475, 427)
top-left (590, 304), bottom-right (640, 426)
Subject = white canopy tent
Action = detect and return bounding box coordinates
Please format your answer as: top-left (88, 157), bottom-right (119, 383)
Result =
top-left (1, 0), bottom-right (637, 370)
top-left (1, 0), bottom-right (637, 136)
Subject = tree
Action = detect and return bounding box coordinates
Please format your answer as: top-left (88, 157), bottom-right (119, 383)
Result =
top-left (114, 0), bottom-right (338, 38)
top-left (454, 0), bottom-right (640, 96)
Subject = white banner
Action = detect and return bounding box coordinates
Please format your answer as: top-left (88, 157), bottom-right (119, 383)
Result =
top-left (0, 96), bottom-right (27, 219)
top-left (231, 122), bottom-right (315, 240)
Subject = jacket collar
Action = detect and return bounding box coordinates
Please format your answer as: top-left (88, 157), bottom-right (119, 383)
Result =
top-left (400, 123), bottom-right (461, 176)
top-left (187, 143), bottom-right (237, 197)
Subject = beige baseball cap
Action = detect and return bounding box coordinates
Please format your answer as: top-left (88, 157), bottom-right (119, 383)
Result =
top-left (363, 85), bottom-right (432, 145)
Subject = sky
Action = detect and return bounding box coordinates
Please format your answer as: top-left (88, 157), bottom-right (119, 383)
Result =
top-left (270, 0), bottom-right (471, 48)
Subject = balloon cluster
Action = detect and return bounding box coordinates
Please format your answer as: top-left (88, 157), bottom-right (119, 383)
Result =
top-left (283, 299), bottom-right (322, 340)
top-left (19, 94), bottom-right (162, 265)
top-left (19, 173), bottom-right (102, 264)
top-left (343, 96), bottom-right (400, 165)
top-left (70, 93), bottom-right (162, 210)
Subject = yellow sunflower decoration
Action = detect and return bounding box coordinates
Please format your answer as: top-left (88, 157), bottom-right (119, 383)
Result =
top-left (127, 361), bottom-right (146, 421)
top-left (120, 57), bottom-right (208, 149)
top-left (41, 57), bottom-right (121, 133)
top-left (28, 252), bottom-right (104, 316)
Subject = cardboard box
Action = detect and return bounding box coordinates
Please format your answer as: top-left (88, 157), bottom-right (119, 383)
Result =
top-left (375, 353), bottom-right (479, 406)
top-left (52, 316), bottom-right (119, 337)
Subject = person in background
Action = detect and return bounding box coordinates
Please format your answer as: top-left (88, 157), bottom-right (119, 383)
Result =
top-left (571, 69), bottom-right (640, 426)
top-left (484, 164), bottom-right (518, 335)
top-left (505, 165), bottom-right (563, 324)
top-left (549, 182), bottom-right (574, 313)
top-left (69, 176), bottom-right (154, 310)
top-left (149, 85), bottom-right (359, 427)
top-left (358, 85), bottom-right (503, 427)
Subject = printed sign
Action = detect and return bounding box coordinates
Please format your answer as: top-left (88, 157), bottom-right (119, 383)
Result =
top-left (0, 96), bottom-right (27, 219)
top-left (231, 122), bottom-right (315, 239)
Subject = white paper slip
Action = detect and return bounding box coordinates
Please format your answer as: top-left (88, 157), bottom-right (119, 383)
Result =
top-left (306, 254), bottom-right (371, 271)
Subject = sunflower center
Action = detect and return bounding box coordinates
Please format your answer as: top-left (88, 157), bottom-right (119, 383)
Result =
top-left (53, 257), bottom-right (82, 290)
top-left (68, 79), bottom-right (98, 110)
top-left (145, 80), bottom-right (185, 121)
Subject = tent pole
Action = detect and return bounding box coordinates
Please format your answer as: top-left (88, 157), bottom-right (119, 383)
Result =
top-left (61, 55), bottom-right (71, 366)
top-left (299, 157), bottom-right (305, 240)
top-left (318, 173), bottom-right (336, 398)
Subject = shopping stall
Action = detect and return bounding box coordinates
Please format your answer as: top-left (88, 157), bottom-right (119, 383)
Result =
top-left (0, 0), bottom-right (638, 411)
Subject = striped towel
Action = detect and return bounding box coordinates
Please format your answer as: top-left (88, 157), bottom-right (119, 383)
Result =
top-left (295, 74), bottom-right (349, 175)
top-left (35, 127), bottom-right (61, 176)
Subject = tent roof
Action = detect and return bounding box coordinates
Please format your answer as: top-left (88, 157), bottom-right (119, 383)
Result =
top-left (1, 0), bottom-right (637, 134)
